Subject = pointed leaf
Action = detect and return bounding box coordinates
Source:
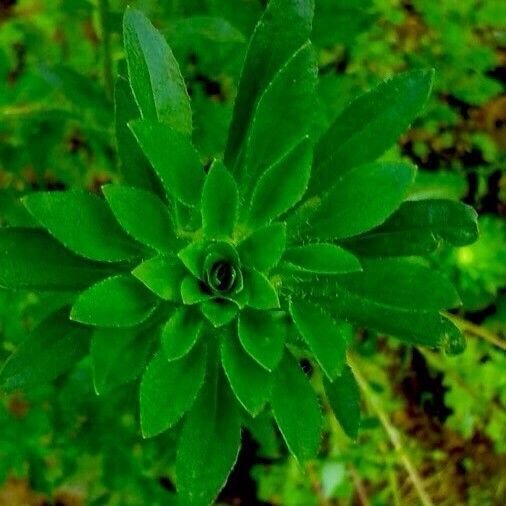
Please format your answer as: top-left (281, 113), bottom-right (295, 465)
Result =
top-left (178, 241), bottom-right (206, 278)
top-left (0, 228), bottom-right (111, 291)
top-left (23, 191), bottom-right (142, 262)
top-left (290, 299), bottom-right (347, 380)
top-left (103, 185), bottom-right (178, 254)
top-left (71, 275), bottom-right (159, 327)
top-left (300, 162), bottom-right (416, 240)
top-left (140, 345), bottom-right (207, 438)
top-left (244, 269), bottom-right (280, 310)
top-left (92, 326), bottom-right (157, 395)
top-left (132, 254), bottom-right (186, 301)
top-left (248, 138), bottom-right (312, 228)
top-left (221, 331), bottom-right (271, 415)
top-left (238, 309), bottom-right (287, 371)
top-left (177, 364), bottom-right (241, 506)
top-left (202, 161), bottom-right (239, 238)
top-left (238, 223), bottom-right (286, 271)
top-left (0, 309), bottom-right (90, 390)
top-left (114, 76), bottom-right (157, 191)
top-left (241, 43), bottom-right (317, 192)
top-left (271, 352), bottom-right (321, 462)
top-left (130, 120), bottom-right (204, 207)
top-left (162, 306), bottom-right (203, 361)
top-left (181, 276), bottom-right (213, 305)
top-left (226, 0), bottom-right (314, 168)
top-left (123, 7), bottom-right (191, 134)
top-left (309, 69), bottom-right (434, 198)
top-left (341, 199), bottom-right (479, 257)
top-left (200, 300), bottom-right (238, 328)
top-left (284, 244), bottom-right (361, 274)
top-left (323, 365), bottom-right (361, 439)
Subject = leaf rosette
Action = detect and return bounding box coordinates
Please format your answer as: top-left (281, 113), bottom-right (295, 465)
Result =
top-left (0, 1), bottom-right (479, 505)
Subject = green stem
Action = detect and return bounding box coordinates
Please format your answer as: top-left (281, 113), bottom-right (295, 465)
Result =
top-left (97, 0), bottom-right (113, 99)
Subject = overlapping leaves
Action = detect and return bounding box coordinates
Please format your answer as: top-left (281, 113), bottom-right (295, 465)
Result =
top-left (0, 1), bottom-right (478, 505)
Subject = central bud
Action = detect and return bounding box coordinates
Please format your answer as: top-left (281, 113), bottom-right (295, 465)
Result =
top-left (208, 260), bottom-right (237, 293)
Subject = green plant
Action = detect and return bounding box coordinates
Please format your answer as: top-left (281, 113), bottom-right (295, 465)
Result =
top-left (0, 1), bottom-right (479, 505)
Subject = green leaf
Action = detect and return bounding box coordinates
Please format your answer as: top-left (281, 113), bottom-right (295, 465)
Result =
top-left (221, 330), bottom-right (271, 415)
top-left (323, 364), bottom-right (361, 439)
top-left (181, 276), bottom-right (213, 305)
top-left (162, 306), bottom-right (203, 361)
top-left (114, 76), bottom-right (157, 191)
top-left (283, 244), bottom-right (361, 274)
top-left (308, 69), bottom-right (434, 198)
top-left (0, 228), bottom-right (111, 291)
top-left (248, 138), bottom-right (312, 228)
top-left (225, 0), bottom-right (314, 168)
top-left (244, 269), bottom-right (280, 310)
top-left (91, 326), bottom-right (157, 395)
top-left (0, 309), bottom-right (90, 390)
top-left (271, 352), bottom-right (321, 462)
top-left (132, 255), bottom-right (186, 301)
top-left (177, 363), bottom-right (241, 506)
top-left (290, 299), bottom-right (347, 380)
top-left (200, 300), bottom-right (239, 328)
top-left (240, 43), bottom-right (317, 192)
top-left (123, 7), bottom-right (191, 135)
top-left (238, 310), bottom-right (287, 371)
top-left (130, 120), bottom-right (204, 207)
top-left (238, 223), bottom-right (286, 271)
top-left (71, 275), bottom-right (159, 327)
top-left (201, 161), bottom-right (239, 238)
top-left (337, 259), bottom-right (461, 311)
top-left (103, 185), bottom-right (178, 254)
top-left (298, 162), bottom-right (416, 240)
top-left (23, 191), bottom-right (142, 263)
top-left (140, 345), bottom-right (207, 438)
top-left (341, 200), bottom-right (479, 257)
top-left (178, 241), bottom-right (206, 278)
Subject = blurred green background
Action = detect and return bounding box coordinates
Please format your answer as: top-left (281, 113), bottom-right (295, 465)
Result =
top-left (0, 0), bottom-right (505, 504)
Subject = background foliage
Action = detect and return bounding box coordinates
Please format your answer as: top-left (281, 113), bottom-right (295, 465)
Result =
top-left (0, 0), bottom-right (504, 504)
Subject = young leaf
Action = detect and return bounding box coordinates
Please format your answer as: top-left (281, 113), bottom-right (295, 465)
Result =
top-left (225, 0), bottom-right (314, 168)
top-left (123, 7), bottom-right (192, 134)
top-left (200, 300), bottom-right (239, 328)
top-left (103, 185), bottom-right (178, 254)
top-left (283, 243), bottom-right (361, 274)
top-left (23, 191), bottom-right (142, 263)
top-left (0, 228), bottom-right (111, 291)
top-left (221, 330), bottom-right (271, 416)
top-left (162, 306), bottom-right (203, 361)
top-left (238, 223), bottom-right (286, 271)
top-left (241, 43), bottom-right (317, 191)
top-left (0, 309), bottom-right (90, 390)
top-left (238, 310), bottom-right (287, 371)
top-left (130, 120), bottom-right (204, 207)
top-left (341, 199), bottom-right (479, 257)
top-left (176, 364), bottom-right (241, 506)
top-left (114, 76), bottom-right (157, 191)
top-left (91, 326), bottom-right (157, 395)
top-left (140, 345), bottom-right (207, 438)
top-left (248, 138), bottom-right (312, 228)
top-left (244, 269), bottom-right (280, 310)
top-left (181, 276), bottom-right (213, 305)
top-left (323, 364), bottom-right (361, 439)
top-left (301, 161), bottom-right (416, 240)
top-left (71, 275), bottom-right (159, 327)
top-left (290, 299), bottom-right (347, 380)
top-left (132, 255), bottom-right (186, 301)
top-left (201, 161), bottom-right (239, 238)
top-left (271, 352), bottom-right (321, 462)
top-left (309, 69), bottom-right (434, 197)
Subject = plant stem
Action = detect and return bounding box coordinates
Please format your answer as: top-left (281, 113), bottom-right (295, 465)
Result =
top-left (97, 0), bottom-right (113, 99)
top-left (349, 464), bottom-right (370, 506)
top-left (306, 462), bottom-right (332, 506)
top-left (443, 312), bottom-right (506, 351)
top-left (348, 354), bottom-right (435, 506)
